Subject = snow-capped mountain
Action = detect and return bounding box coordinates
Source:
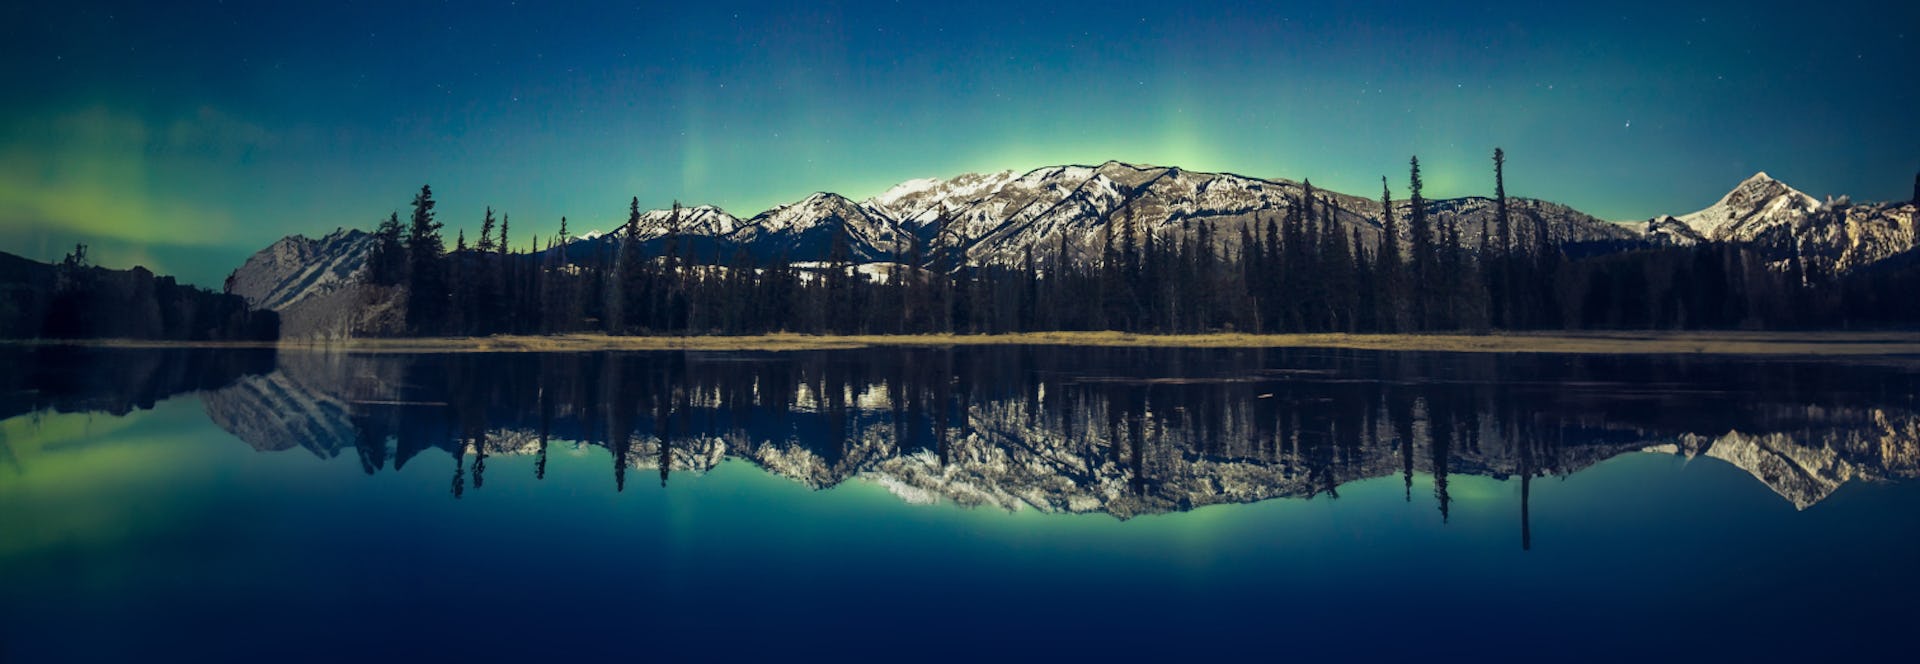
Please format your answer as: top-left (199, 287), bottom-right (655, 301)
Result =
top-left (1658, 172), bottom-right (1821, 243)
top-left (865, 170), bottom-right (1021, 230)
top-left (1644, 172), bottom-right (1919, 272)
top-left (885, 161), bottom-right (1634, 267)
top-left (630, 204), bottom-right (742, 241)
top-left (725, 192), bottom-right (912, 262)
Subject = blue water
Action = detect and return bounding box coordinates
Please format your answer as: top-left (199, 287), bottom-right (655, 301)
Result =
top-left (2, 347), bottom-right (1918, 661)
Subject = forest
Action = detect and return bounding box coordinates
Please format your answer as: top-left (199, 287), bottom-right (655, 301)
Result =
top-left (367, 150), bottom-right (1920, 338)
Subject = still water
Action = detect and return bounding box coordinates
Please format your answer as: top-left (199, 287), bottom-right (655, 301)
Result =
top-left (3, 346), bottom-right (1919, 661)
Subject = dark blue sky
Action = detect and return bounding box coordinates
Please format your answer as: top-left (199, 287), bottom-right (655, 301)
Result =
top-left (4, 0), bottom-right (1916, 285)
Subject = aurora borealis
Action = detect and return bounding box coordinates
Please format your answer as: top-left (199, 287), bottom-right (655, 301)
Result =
top-left (4, 0), bottom-right (1917, 286)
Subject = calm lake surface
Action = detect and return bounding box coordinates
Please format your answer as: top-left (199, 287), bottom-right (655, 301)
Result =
top-left (3, 345), bottom-right (1919, 661)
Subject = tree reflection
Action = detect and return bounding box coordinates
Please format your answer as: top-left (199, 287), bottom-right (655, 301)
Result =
top-left (148, 345), bottom-right (1920, 547)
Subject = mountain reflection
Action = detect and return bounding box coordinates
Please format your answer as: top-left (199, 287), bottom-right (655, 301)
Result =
top-left (167, 347), bottom-right (1920, 521)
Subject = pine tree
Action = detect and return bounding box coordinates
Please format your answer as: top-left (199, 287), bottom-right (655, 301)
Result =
top-left (478, 207), bottom-right (497, 253)
top-left (825, 218), bottom-right (853, 333)
top-left (370, 212), bottom-right (406, 286)
top-left (405, 185), bottom-right (447, 335)
top-left (1376, 177), bottom-right (1404, 332)
top-left (608, 197), bottom-right (643, 334)
top-left (662, 202), bottom-right (684, 332)
top-left (450, 230), bottom-right (473, 334)
top-left (1494, 149), bottom-right (1512, 257)
top-left (1492, 148), bottom-right (1512, 328)
top-left (497, 214), bottom-right (511, 257)
top-left (1320, 196), bottom-right (1354, 332)
top-left (1407, 158), bottom-right (1432, 330)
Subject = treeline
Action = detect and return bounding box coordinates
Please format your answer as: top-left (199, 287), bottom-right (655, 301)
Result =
top-left (0, 246), bottom-right (279, 341)
top-left (371, 150), bottom-right (1920, 337)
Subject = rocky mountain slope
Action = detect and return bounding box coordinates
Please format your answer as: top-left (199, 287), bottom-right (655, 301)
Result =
top-left (222, 228), bottom-right (405, 339)
top-left (1644, 172), bottom-right (1919, 272)
top-left (224, 228), bottom-right (372, 312)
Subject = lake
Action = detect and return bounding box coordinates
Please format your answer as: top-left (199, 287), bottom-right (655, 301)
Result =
top-left (3, 345), bottom-right (1918, 661)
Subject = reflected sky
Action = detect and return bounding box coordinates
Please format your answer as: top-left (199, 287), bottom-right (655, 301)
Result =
top-left (3, 347), bottom-right (1920, 660)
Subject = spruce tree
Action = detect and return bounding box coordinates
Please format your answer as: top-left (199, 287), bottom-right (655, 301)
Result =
top-left (1494, 149), bottom-right (1512, 257)
top-left (405, 185), bottom-right (447, 335)
top-left (478, 207), bottom-right (497, 253)
top-left (370, 212), bottom-right (406, 286)
top-left (609, 197), bottom-right (643, 333)
top-left (497, 214), bottom-right (511, 257)
top-left (1408, 158), bottom-right (1432, 330)
top-left (1492, 148), bottom-right (1512, 328)
top-left (1376, 177), bottom-right (1403, 332)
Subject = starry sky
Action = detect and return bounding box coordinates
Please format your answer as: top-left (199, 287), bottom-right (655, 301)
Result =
top-left (3, 0), bottom-right (1917, 286)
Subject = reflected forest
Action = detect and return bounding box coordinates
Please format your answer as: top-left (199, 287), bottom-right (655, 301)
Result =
top-left (10, 346), bottom-right (1919, 549)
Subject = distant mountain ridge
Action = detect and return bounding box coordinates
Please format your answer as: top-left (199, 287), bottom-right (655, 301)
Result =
top-left (228, 161), bottom-right (1920, 337)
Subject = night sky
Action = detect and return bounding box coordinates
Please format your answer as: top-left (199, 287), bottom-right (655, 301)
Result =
top-left (4, 0), bottom-right (1917, 286)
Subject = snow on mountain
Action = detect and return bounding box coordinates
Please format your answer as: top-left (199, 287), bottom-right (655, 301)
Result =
top-left (864, 170), bottom-right (1021, 229)
top-left (1674, 172), bottom-right (1821, 242)
top-left (1644, 172), bottom-right (1919, 271)
top-left (726, 192), bottom-right (911, 262)
top-left (945, 161), bottom-right (1633, 268)
top-left (630, 204), bottom-right (742, 240)
top-left (225, 227), bottom-right (373, 312)
top-left (224, 227), bottom-right (406, 339)
top-left (1645, 215), bottom-right (1704, 246)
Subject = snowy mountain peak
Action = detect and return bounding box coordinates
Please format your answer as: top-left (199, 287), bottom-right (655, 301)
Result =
top-left (865, 170), bottom-right (1023, 229)
top-left (1674, 172), bottom-right (1819, 241)
top-left (729, 191), bottom-right (908, 261)
top-left (627, 204), bottom-right (742, 240)
top-left (873, 177), bottom-right (944, 205)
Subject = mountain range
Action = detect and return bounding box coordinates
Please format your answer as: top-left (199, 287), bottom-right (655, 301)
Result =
top-left (227, 161), bottom-right (1919, 337)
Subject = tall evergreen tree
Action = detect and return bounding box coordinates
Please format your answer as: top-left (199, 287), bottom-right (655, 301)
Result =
top-left (497, 214), bottom-right (511, 257)
top-left (370, 212), bottom-right (406, 286)
top-left (1492, 148), bottom-right (1512, 328)
top-left (1407, 157), bottom-right (1433, 330)
top-left (478, 207), bottom-right (497, 253)
top-left (609, 197), bottom-right (644, 333)
top-left (405, 185), bottom-right (447, 335)
top-left (1494, 149), bottom-right (1512, 257)
top-left (1376, 177), bottom-right (1404, 332)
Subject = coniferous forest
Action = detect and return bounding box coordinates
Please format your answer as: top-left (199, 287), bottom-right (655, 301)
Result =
top-left (362, 150), bottom-right (1920, 338)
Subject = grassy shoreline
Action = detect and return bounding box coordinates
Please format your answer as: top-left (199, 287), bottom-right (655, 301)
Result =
top-left (6, 330), bottom-right (1920, 355)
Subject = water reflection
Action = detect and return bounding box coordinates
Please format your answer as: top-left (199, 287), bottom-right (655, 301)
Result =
top-left (7, 345), bottom-right (1920, 526)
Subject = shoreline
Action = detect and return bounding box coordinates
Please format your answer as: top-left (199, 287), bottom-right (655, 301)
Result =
top-left (5, 330), bottom-right (1920, 355)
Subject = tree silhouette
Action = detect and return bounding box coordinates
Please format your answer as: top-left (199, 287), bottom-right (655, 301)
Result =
top-left (405, 185), bottom-right (447, 335)
top-left (369, 212), bottom-right (406, 286)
